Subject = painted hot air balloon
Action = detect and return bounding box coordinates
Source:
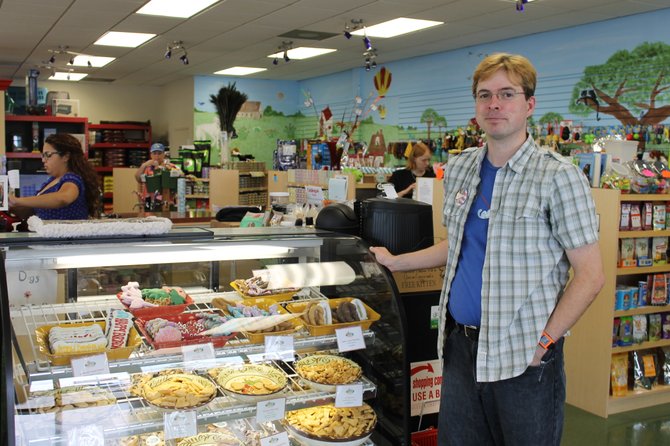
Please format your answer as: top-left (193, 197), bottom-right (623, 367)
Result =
top-left (374, 67), bottom-right (392, 98)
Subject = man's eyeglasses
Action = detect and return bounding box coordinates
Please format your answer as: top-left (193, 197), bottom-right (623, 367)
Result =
top-left (475, 89), bottom-right (527, 103)
top-left (41, 151), bottom-right (61, 160)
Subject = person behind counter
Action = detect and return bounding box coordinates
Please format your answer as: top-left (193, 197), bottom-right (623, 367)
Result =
top-left (388, 141), bottom-right (435, 199)
top-left (135, 142), bottom-right (172, 183)
top-left (9, 133), bottom-right (100, 220)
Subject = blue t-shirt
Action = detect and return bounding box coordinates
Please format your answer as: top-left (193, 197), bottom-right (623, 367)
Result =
top-left (35, 172), bottom-right (89, 220)
top-left (448, 156), bottom-right (499, 326)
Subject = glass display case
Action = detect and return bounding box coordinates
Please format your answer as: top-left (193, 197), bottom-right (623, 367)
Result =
top-left (0, 227), bottom-right (409, 445)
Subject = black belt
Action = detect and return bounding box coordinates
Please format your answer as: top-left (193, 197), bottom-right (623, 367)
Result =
top-left (453, 322), bottom-right (480, 342)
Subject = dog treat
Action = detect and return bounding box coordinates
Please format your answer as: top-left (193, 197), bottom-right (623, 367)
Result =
top-left (285, 403), bottom-right (376, 439)
top-left (106, 309), bottom-right (133, 349)
top-left (49, 324), bottom-right (108, 355)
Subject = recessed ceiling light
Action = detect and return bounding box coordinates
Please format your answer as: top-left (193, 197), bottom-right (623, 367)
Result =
top-left (94, 31), bottom-right (156, 48)
top-left (49, 72), bottom-right (88, 81)
top-left (136, 0), bottom-right (219, 18)
top-left (70, 55), bottom-right (115, 68)
top-left (266, 47), bottom-right (336, 60)
top-left (214, 67), bottom-right (267, 76)
top-left (351, 18), bottom-right (443, 38)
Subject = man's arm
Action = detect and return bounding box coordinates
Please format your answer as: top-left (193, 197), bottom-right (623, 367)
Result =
top-left (370, 238), bottom-right (448, 272)
top-left (530, 242), bottom-right (604, 365)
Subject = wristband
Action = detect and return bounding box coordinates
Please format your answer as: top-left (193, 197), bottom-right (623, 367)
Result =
top-left (538, 331), bottom-right (555, 350)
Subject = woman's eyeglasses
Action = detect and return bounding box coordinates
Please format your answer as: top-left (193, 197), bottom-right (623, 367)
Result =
top-left (41, 151), bottom-right (61, 160)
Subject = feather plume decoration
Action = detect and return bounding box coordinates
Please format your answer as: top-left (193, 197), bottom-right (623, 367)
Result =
top-left (210, 82), bottom-right (248, 133)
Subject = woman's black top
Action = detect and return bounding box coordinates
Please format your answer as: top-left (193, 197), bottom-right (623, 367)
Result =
top-left (388, 167), bottom-right (436, 199)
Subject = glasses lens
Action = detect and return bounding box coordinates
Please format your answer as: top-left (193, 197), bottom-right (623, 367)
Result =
top-left (42, 152), bottom-right (59, 160)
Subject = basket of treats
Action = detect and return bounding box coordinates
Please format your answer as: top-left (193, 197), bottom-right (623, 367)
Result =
top-left (283, 403), bottom-right (377, 446)
top-left (135, 312), bottom-right (236, 350)
top-left (230, 276), bottom-right (299, 302)
top-left (35, 309), bottom-right (142, 366)
top-left (294, 354), bottom-right (362, 392)
top-left (213, 363), bottom-right (288, 402)
top-left (116, 282), bottom-right (194, 318)
top-left (285, 297), bottom-right (380, 336)
top-left (211, 297), bottom-right (303, 343)
top-left (140, 373), bottom-right (217, 410)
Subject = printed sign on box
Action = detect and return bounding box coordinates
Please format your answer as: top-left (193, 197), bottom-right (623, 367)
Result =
top-left (410, 359), bottom-right (442, 417)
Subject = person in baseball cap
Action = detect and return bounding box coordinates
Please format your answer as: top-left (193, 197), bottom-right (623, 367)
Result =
top-left (150, 142), bottom-right (165, 153)
top-left (135, 143), bottom-right (169, 183)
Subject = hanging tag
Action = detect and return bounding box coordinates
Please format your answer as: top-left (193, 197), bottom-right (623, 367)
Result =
top-left (335, 383), bottom-right (364, 408)
top-left (264, 335), bottom-right (295, 362)
top-left (260, 432), bottom-right (290, 446)
top-left (256, 397), bottom-right (286, 423)
top-left (430, 306), bottom-right (440, 329)
top-left (71, 353), bottom-right (109, 377)
top-left (164, 411), bottom-right (197, 439)
top-left (335, 326), bottom-right (366, 352)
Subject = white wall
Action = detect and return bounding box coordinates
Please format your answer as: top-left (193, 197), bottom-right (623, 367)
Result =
top-left (162, 77), bottom-right (194, 156)
top-left (40, 80), bottom-right (166, 137)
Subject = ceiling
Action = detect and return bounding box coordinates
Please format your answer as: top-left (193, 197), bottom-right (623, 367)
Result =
top-left (0, 0), bottom-right (667, 87)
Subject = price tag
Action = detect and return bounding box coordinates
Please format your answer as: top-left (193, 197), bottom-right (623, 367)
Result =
top-left (71, 353), bottom-right (110, 377)
top-left (260, 432), bottom-right (290, 446)
top-left (430, 305), bottom-right (440, 329)
top-left (182, 343), bottom-right (215, 362)
top-left (335, 325), bottom-right (366, 352)
top-left (335, 383), bottom-right (364, 408)
top-left (264, 335), bottom-right (295, 362)
top-left (256, 397), bottom-right (286, 423)
top-left (164, 411), bottom-right (197, 439)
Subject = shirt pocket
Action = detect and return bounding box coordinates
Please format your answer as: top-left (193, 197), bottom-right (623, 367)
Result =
top-left (497, 199), bottom-right (548, 245)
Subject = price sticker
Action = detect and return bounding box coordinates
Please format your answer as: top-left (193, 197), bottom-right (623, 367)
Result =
top-left (260, 432), bottom-right (290, 446)
top-left (164, 411), bottom-right (197, 439)
top-left (256, 397), bottom-right (286, 423)
top-left (335, 383), bottom-right (364, 408)
top-left (182, 343), bottom-right (215, 362)
top-left (264, 335), bottom-right (295, 362)
top-left (71, 353), bottom-right (110, 378)
top-left (335, 325), bottom-right (366, 352)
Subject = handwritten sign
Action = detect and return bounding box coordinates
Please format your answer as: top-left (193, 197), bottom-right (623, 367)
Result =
top-left (6, 269), bottom-right (58, 308)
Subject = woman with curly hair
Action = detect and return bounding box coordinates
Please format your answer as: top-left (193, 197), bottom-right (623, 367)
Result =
top-left (10, 133), bottom-right (100, 219)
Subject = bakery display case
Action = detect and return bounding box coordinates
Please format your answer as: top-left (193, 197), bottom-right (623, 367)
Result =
top-left (0, 227), bottom-right (409, 445)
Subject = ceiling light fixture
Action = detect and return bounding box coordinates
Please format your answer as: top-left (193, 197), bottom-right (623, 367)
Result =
top-left (515, 0), bottom-right (535, 12)
top-left (351, 17), bottom-right (443, 38)
top-left (47, 46), bottom-right (116, 68)
top-left (267, 42), bottom-right (336, 61)
top-left (179, 53), bottom-right (189, 65)
top-left (49, 71), bottom-right (88, 81)
top-left (214, 66), bottom-right (267, 76)
top-left (343, 19), bottom-right (364, 39)
top-left (136, 0), bottom-right (219, 19)
top-left (283, 50), bottom-right (290, 62)
top-left (94, 31), bottom-right (156, 48)
top-left (164, 41), bottom-right (189, 64)
top-left (272, 57), bottom-right (279, 65)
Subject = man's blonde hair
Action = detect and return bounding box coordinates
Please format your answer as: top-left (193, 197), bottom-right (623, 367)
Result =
top-left (472, 53), bottom-right (536, 99)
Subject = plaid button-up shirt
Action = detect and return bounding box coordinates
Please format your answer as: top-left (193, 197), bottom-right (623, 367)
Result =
top-left (438, 136), bottom-right (599, 382)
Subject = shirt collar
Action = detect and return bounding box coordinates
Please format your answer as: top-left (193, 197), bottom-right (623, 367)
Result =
top-left (503, 134), bottom-right (536, 174)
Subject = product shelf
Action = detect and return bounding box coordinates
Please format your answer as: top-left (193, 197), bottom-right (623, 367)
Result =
top-left (608, 385), bottom-right (670, 415)
top-left (616, 265), bottom-right (670, 276)
top-left (619, 230), bottom-right (670, 237)
top-left (614, 304), bottom-right (670, 317)
top-left (611, 339), bottom-right (670, 354)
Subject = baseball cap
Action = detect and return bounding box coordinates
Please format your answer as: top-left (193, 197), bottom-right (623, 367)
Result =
top-left (150, 143), bottom-right (165, 153)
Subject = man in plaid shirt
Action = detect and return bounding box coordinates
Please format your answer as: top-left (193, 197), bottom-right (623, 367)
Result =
top-left (371, 53), bottom-right (604, 445)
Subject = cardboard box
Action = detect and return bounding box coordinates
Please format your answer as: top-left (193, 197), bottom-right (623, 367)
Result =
top-left (53, 98), bottom-right (80, 117)
top-left (392, 267), bottom-right (445, 293)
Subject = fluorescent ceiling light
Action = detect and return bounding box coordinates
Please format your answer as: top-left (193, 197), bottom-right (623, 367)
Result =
top-left (94, 31), bottom-right (156, 48)
top-left (136, 0), bottom-right (219, 18)
top-left (267, 47), bottom-right (336, 60)
top-left (71, 55), bottom-right (115, 68)
top-left (351, 18), bottom-right (443, 38)
top-left (214, 66), bottom-right (267, 76)
top-left (49, 72), bottom-right (88, 81)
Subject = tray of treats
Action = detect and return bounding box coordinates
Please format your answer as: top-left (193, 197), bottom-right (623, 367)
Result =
top-left (24, 385), bottom-right (116, 425)
top-left (140, 373), bottom-right (217, 410)
top-left (117, 282), bottom-right (194, 318)
top-left (285, 297), bottom-right (380, 336)
top-left (211, 363), bottom-right (287, 402)
top-left (283, 403), bottom-right (377, 446)
top-left (294, 354), bottom-right (362, 392)
top-left (35, 309), bottom-right (142, 366)
top-left (134, 312), bottom-right (235, 350)
top-left (230, 276), bottom-right (299, 302)
top-left (177, 432), bottom-right (242, 446)
top-left (211, 297), bottom-right (303, 344)
top-left (107, 431), bottom-right (165, 446)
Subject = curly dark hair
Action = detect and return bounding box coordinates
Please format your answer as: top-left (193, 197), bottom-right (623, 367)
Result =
top-left (44, 133), bottom-right (100, 218)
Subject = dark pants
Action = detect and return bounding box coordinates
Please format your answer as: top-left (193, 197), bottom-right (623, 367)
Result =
top-left (437, 322), bottom-right (565, 446)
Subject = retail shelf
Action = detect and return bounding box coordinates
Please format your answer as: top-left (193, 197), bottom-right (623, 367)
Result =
top-left (185, 194), bottom-right (209, 199)
top-left (90, 143), bottom-right (149, 149)
top-left (619, 194), bottom-right (670, 202)
top-left (616, 265), bottom-right (670, 276)
top-left (6, 115), bottom-right (87, 124)
top-left (608, 386), bottom-right (670, 415)
top-left (614, 304), bottom-right (670, 317)
top-left (89, 123), bottom-right (150, 131)
top-left (611, 339), bottom-right (670, 353)
top-left (95, 167), bottom-right (115, 173)
top-left (5, 152), bottom-right (41, 159)
top-left (619, 230), bottom-right (670, 237)
top-left (239, 187), bottom-right (267, 193)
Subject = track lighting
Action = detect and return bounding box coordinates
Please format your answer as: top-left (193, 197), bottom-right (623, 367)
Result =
top-left (87, 60), bottom-right (92, 68)
top-left (49, 55), bottom-right (56, 64)
top-left (371, 60), bottom-right (377, 69)
top-left (363, 36), bottom-right (372, 51)
top-left (344, 30), bottom-right (352, 39)
top-left (283, 50), bottom-right (290, 62)
top-left (273, 57), bottom-right (279, 65)
top-left (363, 47), bottom-right (378, 71)
top-left (164, 40), bottom-right (188, 64)
top-left (270, 41), bottom-right (293, 66)
top-left (343, 19), bottom-right (364, 39)
top-left (69, 57), bottom-right (75, 65)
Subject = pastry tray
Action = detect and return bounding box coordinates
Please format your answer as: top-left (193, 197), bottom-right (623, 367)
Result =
top-left (285, 298), bottom-right (381, 336)
top-left (134, 312), bottom-right (235, 350)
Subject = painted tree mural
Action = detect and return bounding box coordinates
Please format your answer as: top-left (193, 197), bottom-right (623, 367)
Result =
top-left (420, 108), bottom-right (440, 140)
top-left (570, 41), bottom-right (670, 126)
